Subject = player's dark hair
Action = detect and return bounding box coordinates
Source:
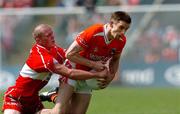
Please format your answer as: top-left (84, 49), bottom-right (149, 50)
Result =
top-left (110, 11), bottom-right (131, 24)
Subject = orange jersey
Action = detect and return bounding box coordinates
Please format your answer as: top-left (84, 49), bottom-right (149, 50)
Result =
top-left (75, 24), bottom-right (126, 70)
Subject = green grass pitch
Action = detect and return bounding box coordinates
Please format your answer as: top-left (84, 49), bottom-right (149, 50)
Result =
top-left (0, 87), bottom-right (179, 114)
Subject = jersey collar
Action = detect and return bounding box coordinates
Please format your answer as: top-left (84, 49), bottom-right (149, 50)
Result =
top-left (103, 24), bottom-right (112, 44)
top-left (36, 44), bottom-right (56, 52)
top-left (36, 44), bottom-right (47, 50)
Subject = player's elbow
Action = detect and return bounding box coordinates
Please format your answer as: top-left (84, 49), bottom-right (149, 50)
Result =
top-left (67, 69), bottom-right (76, 79)
top-left (67, 69), bottom-right (84, 80)
top-left (65, 52), bottom-right (71, 59)
top-left (65, 51), bottom-right (75, 60)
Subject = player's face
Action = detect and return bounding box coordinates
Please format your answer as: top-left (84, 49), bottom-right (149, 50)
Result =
top-left (41, 27), bottom-right (55, 49)
top-left (110, 20), bottom-right (130, 39)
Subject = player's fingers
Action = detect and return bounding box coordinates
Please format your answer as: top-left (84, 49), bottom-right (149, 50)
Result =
top-left (97, 78), bottom-right (106, 83)
top-left (97, 80), bottom-right (107, 87)
top-left (100, 68), bottom-right (109, 77)
top-left (100, 86), bottom-right (106, 89)
top-left (97, 82), bottom-right (105, 87)
top-left (99, 84), bottom-right (107, 89)
top-left (98, 83), bottom-right (105, 88)
top-left (101, 61), bottom-right (106, 64)
top-left (97, 78), bottom-right (106, 81)
top-left (97, 82), bottom-right (105, 86)
top-left (96, 66), bottom-right (106, 71)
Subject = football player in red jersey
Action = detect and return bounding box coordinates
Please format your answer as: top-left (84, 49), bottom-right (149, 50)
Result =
top-left (44, 11), bottom-right (131, 114)
top-left (2, 24), bottom-right (109, 114)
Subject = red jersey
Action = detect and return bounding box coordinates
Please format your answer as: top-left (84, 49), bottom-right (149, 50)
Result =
top-left (2, 44), bottom-right (69, 113)
top-left (13, 44), bottom-right (66, 96)
top-left (75, 24), bottom-right (126, 70)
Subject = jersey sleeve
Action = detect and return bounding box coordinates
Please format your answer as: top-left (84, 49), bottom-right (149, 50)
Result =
top-left (56, 47), bottom-right (66, 63)
top-left (75, 24), bottom-right (103, 49)
top-left (57, 47), bottom-right (66, 58)
top-left (26, 46), bottom-right (60, 73)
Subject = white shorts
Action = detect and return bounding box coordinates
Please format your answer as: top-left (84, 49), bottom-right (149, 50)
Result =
top-left (60, 59), bottom-right (92, 94)
top-left (59, 75), bottom-right (92, 94)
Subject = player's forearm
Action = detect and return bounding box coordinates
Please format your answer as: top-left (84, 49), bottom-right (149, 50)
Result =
top-left (106, 59), bottom-right (119, 83)
top-left (109, 57), bottom-right (120, 76)
top-left (68, 69), bottom-right (97, 80)
top-left (66, 53), bottom-right (94, 69)
top-left (53, 64), bottom-right (96, 80)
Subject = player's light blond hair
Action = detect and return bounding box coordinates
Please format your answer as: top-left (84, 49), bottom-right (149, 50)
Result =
top-left (33, 24), bottom-right (52, 38)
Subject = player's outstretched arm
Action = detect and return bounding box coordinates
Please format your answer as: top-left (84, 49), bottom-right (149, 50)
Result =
top-left (53, 63), bottom-right (108, 80)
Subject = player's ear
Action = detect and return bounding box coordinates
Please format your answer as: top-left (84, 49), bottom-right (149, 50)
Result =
top-left (34, 36), bottom-right (41, 43)
top-left (33, 32), bottom-right (39, 40)
top-left (32, 32), bottom-right (35, 38)
top-left (109, 21), bottom-right (113, 28)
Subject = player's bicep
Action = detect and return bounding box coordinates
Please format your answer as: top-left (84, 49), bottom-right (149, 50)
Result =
top-left (65, 41), bottom-right (83, 58)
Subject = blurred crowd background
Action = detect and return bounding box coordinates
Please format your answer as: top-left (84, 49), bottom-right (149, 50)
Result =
top-left (1, 0), bottom-right (180, 8)
top-left (1, 0), bottom-right (180, 88)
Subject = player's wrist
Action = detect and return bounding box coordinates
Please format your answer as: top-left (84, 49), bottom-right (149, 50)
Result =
top-left (88, 60), bottom-right (94, 68)
top-left (93, 72), bottom-right (101, 78)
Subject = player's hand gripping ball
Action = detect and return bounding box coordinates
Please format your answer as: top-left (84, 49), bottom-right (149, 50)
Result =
top-left (86, 78), bottom-right (101, 90)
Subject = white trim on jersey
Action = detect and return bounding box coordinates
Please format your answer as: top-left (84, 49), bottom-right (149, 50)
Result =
top-left (36, 44), bottom-right (55, 73)
top-left (92, 24), bottom-right (110, 45)
top-left (93, 31), bottom-right (108, 45)
top-left (93, 32), bottom-right (104, 37)
top-left (76, 33), bottom-right (89, 48)
top-left (20, 63), bottom-right (51, 80)
top-left (36, 46), bottom-right (48, 69)
top-left (4, 88), bottom-right (15, 97)
top-left (103, 24), bottom-right (112, 44)
top-left (54, 46), bottom-right (64, 59)
top-left (36, 44), bottom-right (47, 50)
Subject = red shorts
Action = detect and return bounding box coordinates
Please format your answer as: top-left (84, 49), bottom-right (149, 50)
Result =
top-left (2, 87), bottom-right (44, 114)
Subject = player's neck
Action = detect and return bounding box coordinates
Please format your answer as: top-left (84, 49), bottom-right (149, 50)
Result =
top-left (105, 24), bottom-right (114, 42)
top-left (107, 33), bottom-right (114, 41)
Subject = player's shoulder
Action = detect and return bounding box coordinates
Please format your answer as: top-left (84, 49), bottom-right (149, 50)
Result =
top-left (56, 45), bottom-right (65, 53)
top-left (84, 23), bottom-right (104, 36)
top-left (54, 45), bottom-right (66, 59)
top-left (91, 23), bottom-right (104, 28)
top-left (31, 44), bottom-right (52, 58)
top-left (88, 23), bottom-right (104, 31)
top-left (27, 45), bottom-right (53, 67)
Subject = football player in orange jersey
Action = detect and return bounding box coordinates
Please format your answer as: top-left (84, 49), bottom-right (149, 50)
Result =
top-left (40, 11), bottom-right (131, 114)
